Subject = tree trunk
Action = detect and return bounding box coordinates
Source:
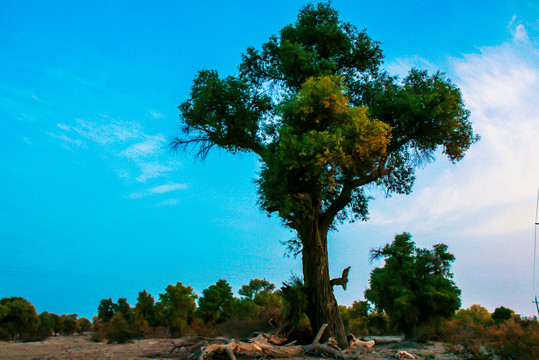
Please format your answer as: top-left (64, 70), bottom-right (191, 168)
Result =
top-left (300, 216), bottom-right (348, 348)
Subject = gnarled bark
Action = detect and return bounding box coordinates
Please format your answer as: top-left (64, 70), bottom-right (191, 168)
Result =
top-left (300, 217), bottom-right (348, 348)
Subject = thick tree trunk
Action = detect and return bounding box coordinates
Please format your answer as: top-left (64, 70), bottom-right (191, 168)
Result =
top-left (300, 217), bottom-right (348, 348)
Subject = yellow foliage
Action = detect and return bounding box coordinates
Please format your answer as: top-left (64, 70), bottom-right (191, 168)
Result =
top-left (279, 75), bottom-right (391, 192)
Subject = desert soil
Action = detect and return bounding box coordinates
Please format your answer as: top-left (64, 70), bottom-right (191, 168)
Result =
top-left (0, 334), bottom-right (463, 360)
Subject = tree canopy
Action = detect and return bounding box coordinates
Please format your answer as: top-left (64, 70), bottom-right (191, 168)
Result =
top-left (172, 2), bottom-right (477, 345)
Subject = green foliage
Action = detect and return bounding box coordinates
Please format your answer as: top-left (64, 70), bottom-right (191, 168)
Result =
top-left (59, 314), bottom-right (79, 335)
top-left (38, 311), bottom-right (60, 337)
top-left (491, 306), bottom-right (513, 324)
top-left (239, 278), bottom-right (275, 299)
top-left (97, 298), bottom-right (117, 323)
top-left (0, 297), bottom-right (39, 340)
top-left (198, 279), bottom-right (235, 324)
top-left (157, 282), bottom-right (197, 336)
top-left (102, 313), bottom-right (142, 344)
top-left (174, 2), bottom-right (477, 230)
top-left (340, 301), bottom-right (389, 336)
top-left (77, 317), bottom-right (92, 333)
top-left (280, 276), bottom-right (309, 330)
top-left (134, 290), bottom-right (159, 328)
top-left (365, 233), bottom-right (461, 338)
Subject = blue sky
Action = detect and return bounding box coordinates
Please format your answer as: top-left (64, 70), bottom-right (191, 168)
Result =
top-left (1, 0), bottom-right (538, 319)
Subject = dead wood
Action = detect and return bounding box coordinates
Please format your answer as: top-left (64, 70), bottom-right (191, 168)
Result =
top-left (188, 323), bottom-right (377, 360)
top-left (330, 266), bottom-right (351, 290)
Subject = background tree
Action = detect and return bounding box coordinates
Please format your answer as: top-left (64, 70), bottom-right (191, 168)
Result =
top-left (77, 317), bottom-right (92, 333)
top-left (197, 279), bottom-right (235, 324)
top-left (239, 278), bottom-right (275, 299)
top-left (97, 298), bottom-right (117, 323)
top-left (38, 311), bottom-right (60, 337)
top-left (453, 304), bottom-right (492, 326)
top-left (134, 290), bottom-right (158, 328)
top-left (59, 314), bottom-right (79, 335)
top-left (157, 282), bottom-right (197, 336)
top-left (0, 297), bottom-right (39, 340)
top-left (172, 3), bottom-right (477, 345)
top-left (491, 306), bottom-right (513, 324)
top-left (365, 233), bottom-right (461, 338)
top-left (116, 297), bottom-right (134, 323)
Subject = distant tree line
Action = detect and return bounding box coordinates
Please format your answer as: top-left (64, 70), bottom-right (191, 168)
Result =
top-left (0, 297), bottom-right (91, 341)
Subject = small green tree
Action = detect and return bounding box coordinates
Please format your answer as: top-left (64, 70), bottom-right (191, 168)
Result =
top-left (97, 298), bottom-right (117, 323)
top-left (157, 282), bottom-right (197, 336)
top-left (198, 279), bottom-right (235, 324)
top-left (77, 317), bottom-right (92, 333)
top-left (59, 314), bottom-right (79, 335)
top-left (116, 298), bottom-right (134, 323)
top-left (38, 311), bottom-right (60, 337)
top-left (454, 304), bottom-right (492, 325)
top-left (134, 290), bottom-right (158, 327)
top-left (103, 312), bottom-right (141, 343)
top-left (365, 233), bottom-right (461, 338)
top-left (239, 279), bottom-right (275, 299)
top-left (491, 306), bottom-right (513, 324)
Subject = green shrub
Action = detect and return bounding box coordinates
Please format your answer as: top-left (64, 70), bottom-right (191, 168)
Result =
top-left (103, 313), bottom-right (142, 344)
top-left (0, 297), bottom-right (40, 340)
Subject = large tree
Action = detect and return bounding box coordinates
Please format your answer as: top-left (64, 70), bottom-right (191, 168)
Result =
top-left (172, 3), bottom-right (477, 346)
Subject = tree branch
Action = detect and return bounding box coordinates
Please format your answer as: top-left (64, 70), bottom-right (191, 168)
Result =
top-left (319, 159), bottom-right (389, 233)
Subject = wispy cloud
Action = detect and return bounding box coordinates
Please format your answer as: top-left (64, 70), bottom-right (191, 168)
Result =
top-left (119, 135), bottom-right (166, 159)
top-left (154, 199), bottom-right (180, 207)
top-left (369, 21), bottom-right (539, 237)
top-left (49, 116), bottom-right (180, 184)
top-left (128, 183), bottom-right (188, 199)
top-left (150, 110), bottom-right (164, 119)
top-left (385, 55), bottom-right (439, 78)
top-left (136, 162), bottom-right (176, 183)
top-left (57, 123), bottom-right (71, 131)
top-left (70, 118), bottom-right (142, 145)
top-left (47, 132), bottom-right (87, 150)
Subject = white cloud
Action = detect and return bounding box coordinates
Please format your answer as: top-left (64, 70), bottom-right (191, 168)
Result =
top-left (367, 23), bottom-right (539, 237)
top-left (128, 183), bottom-right (188, 199)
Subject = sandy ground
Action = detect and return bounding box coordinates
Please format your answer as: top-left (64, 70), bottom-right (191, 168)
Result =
top-left (0, 334), bottom-right (462, 359)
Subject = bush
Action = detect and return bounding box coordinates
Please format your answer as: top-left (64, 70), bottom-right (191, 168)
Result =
top-left (444, 313), bottom-right (539, 359)
top-left (488, 318), bottom-right (539, 359)
top-left (102, 313), bottom-right (142, 344)
top-left (0, 297), bottom-right (40, 340)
